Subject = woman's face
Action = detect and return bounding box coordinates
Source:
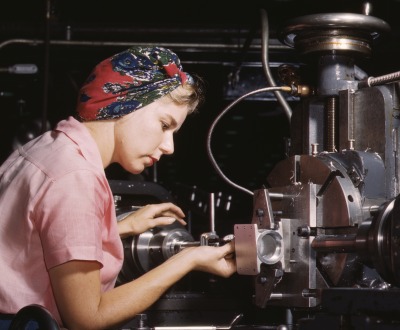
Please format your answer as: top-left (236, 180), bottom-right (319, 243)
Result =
top-left (112, 96), bottom-right (189, 174)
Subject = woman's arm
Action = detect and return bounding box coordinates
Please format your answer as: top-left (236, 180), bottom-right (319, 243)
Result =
top-left (49, 242), bottom-right (236, 330)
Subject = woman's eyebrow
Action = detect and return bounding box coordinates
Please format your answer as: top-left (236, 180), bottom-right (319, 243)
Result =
top-left (164, 113), bottom-right (179, 130)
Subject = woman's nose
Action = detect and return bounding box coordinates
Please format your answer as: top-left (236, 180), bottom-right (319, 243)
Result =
top-left (160, 134), bottom-right (174, 155)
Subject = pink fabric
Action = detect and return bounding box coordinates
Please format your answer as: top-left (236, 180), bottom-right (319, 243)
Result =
top-left (0, 116), bottom-right (123, 325)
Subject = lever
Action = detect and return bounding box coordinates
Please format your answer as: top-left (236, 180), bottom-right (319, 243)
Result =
top-left (200, 192), bottom-right (219, 246)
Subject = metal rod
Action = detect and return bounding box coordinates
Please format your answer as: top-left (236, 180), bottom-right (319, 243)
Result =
top-left (311, 234), bottom-right (357, 253)
top-left (210, 192), bottom-right (215, 233)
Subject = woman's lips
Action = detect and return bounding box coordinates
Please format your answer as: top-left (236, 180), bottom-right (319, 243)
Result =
top-left (149, 156), bottom-right (158, 166)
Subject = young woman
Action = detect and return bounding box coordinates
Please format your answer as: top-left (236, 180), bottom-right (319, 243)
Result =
top-left (0, 46), bottom-right (236, 330)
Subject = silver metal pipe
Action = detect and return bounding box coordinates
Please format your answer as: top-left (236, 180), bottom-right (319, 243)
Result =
top-left (0, 38), bottom-right (290, 52)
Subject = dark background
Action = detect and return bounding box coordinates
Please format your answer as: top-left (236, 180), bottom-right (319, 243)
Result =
top-left (1, 0), bottom-right (399, 224)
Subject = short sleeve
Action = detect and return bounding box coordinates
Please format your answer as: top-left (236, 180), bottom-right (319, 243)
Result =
top-left (33, 169), bottom-right (110, 269)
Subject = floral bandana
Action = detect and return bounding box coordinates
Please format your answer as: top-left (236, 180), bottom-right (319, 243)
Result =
top-left (76, 46), bottom-right (192, 121)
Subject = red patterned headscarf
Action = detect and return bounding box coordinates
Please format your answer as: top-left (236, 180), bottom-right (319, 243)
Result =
top-left (76, 46), bottom-right (192, 121)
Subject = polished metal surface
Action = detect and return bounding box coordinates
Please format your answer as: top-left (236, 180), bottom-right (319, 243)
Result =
top-left (280, 13), bottom-right (391, 55)
top-left (118, 223), bottom-right (195, 281)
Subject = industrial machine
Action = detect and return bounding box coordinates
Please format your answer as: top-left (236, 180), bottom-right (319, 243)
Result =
top-left (4, 3), bottom-right (400, 329)
top-left (112, 9), bottom-right (400, 330)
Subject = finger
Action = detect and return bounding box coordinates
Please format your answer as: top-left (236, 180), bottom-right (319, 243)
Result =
top-left (221, 241), bottom-right (235, 255)
top-left (151, 204), bottom-right (186, 225)
top-left (152, 203), bottom-right (185, 218)
top-left (225, 259), bottom-right (237, 276)
top-left (152, 217), bottom-right (187, 227)
top-left (157, 210), bottom-right (184, 222)
top-left (173, 217), bottom-right (187, 226)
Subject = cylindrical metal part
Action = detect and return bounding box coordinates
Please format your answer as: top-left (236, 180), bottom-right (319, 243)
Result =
top-left (311, 234), bottom-right (357, 253)
top-left (209, 192), bottom-right (215, 233)
top-left (176, 241), bottom-right (201, 250)
top-left (311, 143), bottom-right (319, 156)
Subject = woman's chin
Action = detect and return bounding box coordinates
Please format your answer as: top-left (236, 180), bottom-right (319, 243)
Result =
top-left (121, 163), bottom-right (144, 175)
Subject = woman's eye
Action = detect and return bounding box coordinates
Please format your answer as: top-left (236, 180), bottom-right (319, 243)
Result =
top-left (161, 122), bottom-right (170, 130)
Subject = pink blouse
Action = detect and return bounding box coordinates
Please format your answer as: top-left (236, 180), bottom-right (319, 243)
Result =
top-left (0, 116), bottom-right (123, 325)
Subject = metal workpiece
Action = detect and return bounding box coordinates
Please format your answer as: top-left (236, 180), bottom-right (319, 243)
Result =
top-left (234, 223), bottom-right (283, 275)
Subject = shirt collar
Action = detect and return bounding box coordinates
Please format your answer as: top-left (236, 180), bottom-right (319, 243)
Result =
top-left (54, 116), bottom-right (104, 171)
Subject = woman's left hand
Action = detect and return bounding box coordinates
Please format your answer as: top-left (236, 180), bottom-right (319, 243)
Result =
top-left (117, 202), bottom-right (186, 237)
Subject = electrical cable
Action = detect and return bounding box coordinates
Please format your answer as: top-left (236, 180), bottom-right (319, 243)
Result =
top-left (260, 9), bottom-right (293, 122)
top-left (206, 86), bottom-right (292, 196)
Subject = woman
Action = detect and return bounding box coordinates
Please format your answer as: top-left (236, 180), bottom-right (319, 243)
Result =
top-left (0, 46), bottom-right (236, 330)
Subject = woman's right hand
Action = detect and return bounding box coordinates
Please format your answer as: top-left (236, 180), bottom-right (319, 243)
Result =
top-left (179, 241), bottom-right (237, 278)
top-left (49, 241), bottom-right (236, 329)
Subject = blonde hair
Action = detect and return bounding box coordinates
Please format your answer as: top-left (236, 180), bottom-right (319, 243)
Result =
top-left (166, 74), bottom-right (205, 114)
